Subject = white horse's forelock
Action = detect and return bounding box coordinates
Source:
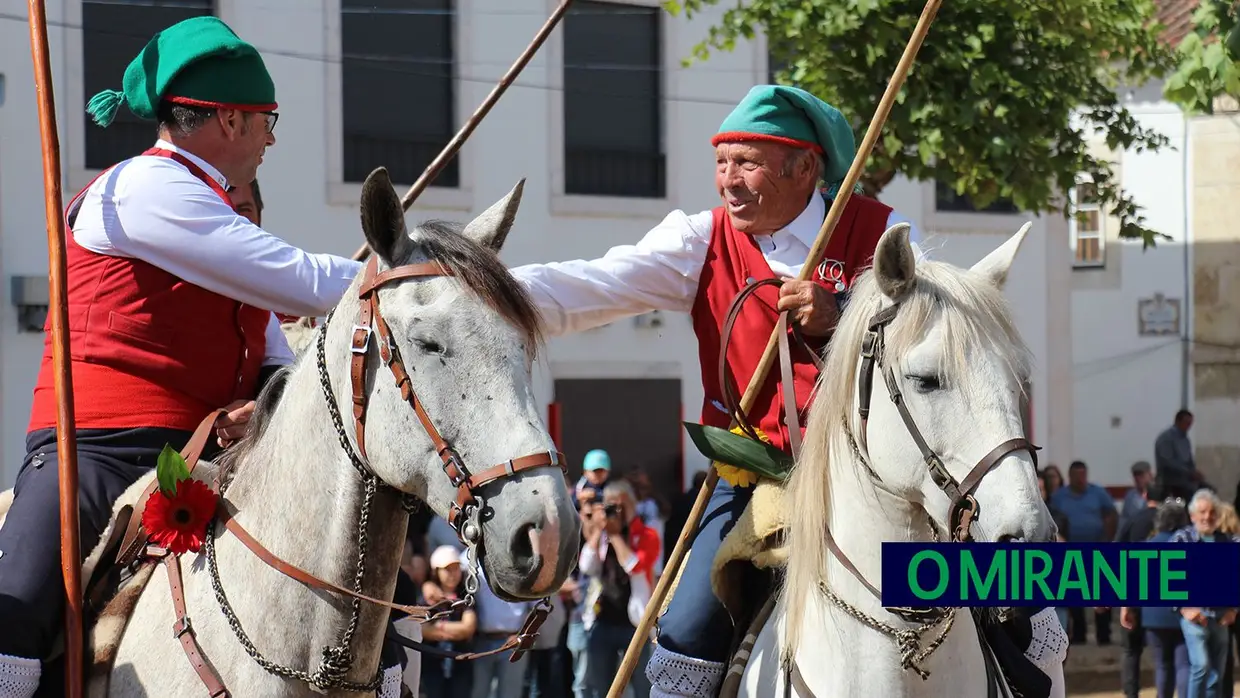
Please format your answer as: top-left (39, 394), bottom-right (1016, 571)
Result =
top-left (780, 243), bottom-right (1035, 658)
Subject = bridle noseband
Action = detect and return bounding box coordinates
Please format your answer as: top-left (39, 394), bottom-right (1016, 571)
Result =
top-left (346, 255), bottom-right (567, 543)
top-left (855, 302), bottom-right (1039, 542)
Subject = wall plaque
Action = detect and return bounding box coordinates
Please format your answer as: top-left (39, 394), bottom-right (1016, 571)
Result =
top-left (1138, 293), bottom-right (1181, 336)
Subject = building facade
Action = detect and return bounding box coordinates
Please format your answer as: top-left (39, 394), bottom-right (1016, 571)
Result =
top-left (0, 0), bottom-right (1060, 495)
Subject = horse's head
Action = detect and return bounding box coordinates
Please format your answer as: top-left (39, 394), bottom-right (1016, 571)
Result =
top-left (845, 222), bottom-right (1053, 544)
top-left (340, 168), bottom-right (579, 600)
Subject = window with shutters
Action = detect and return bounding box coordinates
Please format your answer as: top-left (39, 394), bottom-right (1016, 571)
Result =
top-left (82, 0), bottom-right (215, 169)
top-left (341, 0), bottom-right (457, 188)
top-left (562, 1), bottom-right (664, 198)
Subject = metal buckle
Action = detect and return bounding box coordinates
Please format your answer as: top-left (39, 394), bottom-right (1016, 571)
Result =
top-left (442, 451), bottom-right (469, 488)
top-left (173, 615), bottom-right (193, 638)
top-left (350, 324), bottom-right (372, 354)
top-left (926, 455), bottom-right (953, 489)
top-left (860, 330), bottom-right (879, 359)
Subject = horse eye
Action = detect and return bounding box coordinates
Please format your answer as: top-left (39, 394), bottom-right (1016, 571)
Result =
top-left (907, 374), bottom-right (941, 393)
top-left (414, 338), bottom-right (443, 355)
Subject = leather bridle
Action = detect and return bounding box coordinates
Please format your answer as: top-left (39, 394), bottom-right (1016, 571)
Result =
top-left (124, 255), bottom-right (569, 696)
top-left (348, 256), bottom-right (566, 543)
top-left (719, 281), bottom-right (1040, 697)
top-left (854, 302), bottom-right (1039, 543)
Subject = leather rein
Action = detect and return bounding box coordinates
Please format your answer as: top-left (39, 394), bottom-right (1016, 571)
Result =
top-left (720, 280), bottom-right (1038, 697)
top-left (118, 255), bottom-right (565, 696)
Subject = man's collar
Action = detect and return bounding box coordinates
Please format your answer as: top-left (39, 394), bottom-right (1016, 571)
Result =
top-left (153, 139), bottom-right (229, 189)
top-left (784, 191), bottom-right (826, 249)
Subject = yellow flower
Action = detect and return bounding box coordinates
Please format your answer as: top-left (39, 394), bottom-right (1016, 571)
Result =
top-left (712, 425), bottom-right (770, 488)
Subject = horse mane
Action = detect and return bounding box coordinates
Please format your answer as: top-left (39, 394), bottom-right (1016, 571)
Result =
top-left (409, 219), bottom-right (546, 354)
top-left (779, 254), bottom-right (1033, 655)
top-left (212, 218), bottom-right (544, 481)
top-left (215, 365), bottom-right (293, 485)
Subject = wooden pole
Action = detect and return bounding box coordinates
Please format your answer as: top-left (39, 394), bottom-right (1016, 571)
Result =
top-left (351, 0), bottom-right (575, 262)
top-left (26, 1), bottom-right (84, 696)
top-left (605, 1), bottom-right (945, 695)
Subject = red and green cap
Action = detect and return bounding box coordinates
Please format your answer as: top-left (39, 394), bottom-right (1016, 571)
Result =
top-left (712, 85), bottom-right (857, 190)
top-left (86, 16), bottom-right (277, 128)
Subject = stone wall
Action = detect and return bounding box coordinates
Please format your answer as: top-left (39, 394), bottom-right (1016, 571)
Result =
top-left (1190, 113), bottom-right (1240, 500)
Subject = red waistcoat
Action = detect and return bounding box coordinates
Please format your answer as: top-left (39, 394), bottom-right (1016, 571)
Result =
top-left (27, 148), bottom-right (271, 433)
top-left (690, 192), bottom-right (893, 455)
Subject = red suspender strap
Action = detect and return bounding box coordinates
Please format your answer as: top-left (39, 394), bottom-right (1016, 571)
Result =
top-left (141, 147), bottom-right (235, 209)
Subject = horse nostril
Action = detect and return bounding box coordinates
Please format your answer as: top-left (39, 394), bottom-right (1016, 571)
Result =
top-left (510, 523), bottom-right (536, 567)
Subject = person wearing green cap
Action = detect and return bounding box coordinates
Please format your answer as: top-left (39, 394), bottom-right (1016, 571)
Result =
top-left (0, 16), bottom-right (363, 692)
top-left (509, 85), bottom-right (922, 696)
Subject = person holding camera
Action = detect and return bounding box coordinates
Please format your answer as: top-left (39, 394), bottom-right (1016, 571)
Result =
top-left (578, 480), bottom-right (661, 698)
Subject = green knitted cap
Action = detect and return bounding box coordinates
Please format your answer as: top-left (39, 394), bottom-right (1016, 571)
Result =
top-left (86, 16), bottom-right (277, 128)
top-left (713, 85), bottom-right (860, 194)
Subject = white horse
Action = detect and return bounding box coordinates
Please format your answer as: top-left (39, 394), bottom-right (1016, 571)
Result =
top-left (738, 223), bottom-right (1066, 698)
top-left (1, 168), bottom-right (581, 696)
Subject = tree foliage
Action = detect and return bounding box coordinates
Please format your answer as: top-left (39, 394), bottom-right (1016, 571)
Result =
top-left (664, 0), bottom-right (1179, 246)
top-left (1163, 0), bottom-right (1240, 115)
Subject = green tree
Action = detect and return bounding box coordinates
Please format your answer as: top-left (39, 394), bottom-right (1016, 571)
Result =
top-left (665, 0), bottom-right (1179, 246)
top-left (1163, 0), bottom-right (1240, 114)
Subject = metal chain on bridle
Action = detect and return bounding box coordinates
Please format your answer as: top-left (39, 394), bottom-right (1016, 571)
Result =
top-left (201, 307), bottom-right (479, 693)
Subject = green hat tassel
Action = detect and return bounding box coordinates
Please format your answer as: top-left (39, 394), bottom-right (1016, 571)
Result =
top-left (86, 89), bottom-right (125, 128)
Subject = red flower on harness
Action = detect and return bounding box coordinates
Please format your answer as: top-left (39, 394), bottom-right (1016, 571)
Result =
top-left (141, 445), bottom-right (218, 555)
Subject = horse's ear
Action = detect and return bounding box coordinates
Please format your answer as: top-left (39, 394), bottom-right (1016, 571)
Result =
top-left (462, 179), bottom-right (525, 252)
top-left (873, 222), bottom-right (916, 301)
top-left (359, 167), bottom-right (411, 265)
top-left (971, 221), bottom-right (1032, 290)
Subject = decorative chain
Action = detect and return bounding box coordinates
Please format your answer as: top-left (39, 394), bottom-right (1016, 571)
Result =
top-left (816, 579), bottom-right (956, 680)
top-left (197, 311), bottom-right (446, 693)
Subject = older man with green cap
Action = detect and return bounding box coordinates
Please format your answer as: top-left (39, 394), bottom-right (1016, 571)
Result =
top-left (0, 16), bottom-right (363, 695)
top-left (510, 84), bottom-right (922, 697)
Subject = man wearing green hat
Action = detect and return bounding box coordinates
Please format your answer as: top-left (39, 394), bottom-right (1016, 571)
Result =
top-left (510, 85), bottom-right (922, 697)
top-left (0, 16), bottom-right (363, 694)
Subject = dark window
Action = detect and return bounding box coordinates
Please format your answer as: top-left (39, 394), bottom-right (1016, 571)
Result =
top-left (934, 180), bottom-right (1019, 214)
top-left (563, 1), bottom-right (664, 198)
top-left (83, 0), bottom-right (214, 170)
top-left (342, 0), bottom-right (457, 188)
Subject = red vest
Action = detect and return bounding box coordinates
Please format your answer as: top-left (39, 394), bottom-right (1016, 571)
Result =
top-left (690, 192), bottom-right (893, 454)
top-left (28, 148), bottom-right (271, 433)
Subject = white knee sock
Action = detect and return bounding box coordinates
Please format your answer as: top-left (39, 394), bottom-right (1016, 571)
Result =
top-left (646, 644), bottom-right (726, 698)
top-left (0, 653), bottom-right (40, 698)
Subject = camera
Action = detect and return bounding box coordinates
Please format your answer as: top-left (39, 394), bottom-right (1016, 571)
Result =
top-left (604, 503), bottom-right (620, 518)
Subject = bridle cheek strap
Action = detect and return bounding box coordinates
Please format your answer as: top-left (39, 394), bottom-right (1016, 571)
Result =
top-left (856, 303), bottom-right (1041, 542)
top-left (351, 257), bottom-right (566, 539)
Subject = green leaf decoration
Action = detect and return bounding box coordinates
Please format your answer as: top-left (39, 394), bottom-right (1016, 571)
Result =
top-left (156, 444), bottom-right (191, 497)
top-left (682, 422), bottom-right (793, 482)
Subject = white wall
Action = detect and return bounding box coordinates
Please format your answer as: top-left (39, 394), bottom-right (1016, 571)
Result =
top-left (0, 0), bottom-right (1062, 491)
top-left (1070, 103), bottom-right (1189, 487)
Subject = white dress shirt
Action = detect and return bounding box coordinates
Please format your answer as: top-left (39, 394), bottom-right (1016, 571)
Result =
top-left (511, 194), bottom-right (922, 337)
top-left (70, 140), bottom-right (363, 365)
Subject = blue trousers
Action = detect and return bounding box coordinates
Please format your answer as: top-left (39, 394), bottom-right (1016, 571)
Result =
top-left (0, 427), bottom-right (196, 660)
top-left (1183, 616), bottom-right (1230, 698)
top-left (655, 476), bottom-right (754, 662)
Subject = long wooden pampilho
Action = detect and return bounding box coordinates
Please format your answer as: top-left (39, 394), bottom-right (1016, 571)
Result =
top-left (605, 1), bottom-right (946, 695)
top-left (350, 0), bottom-right (575, 262)
top-left (26, 1), bottom-right (84, 696)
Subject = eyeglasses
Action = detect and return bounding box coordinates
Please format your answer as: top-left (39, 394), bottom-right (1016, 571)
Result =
top-left (259, 111), bottom-right (279, 134)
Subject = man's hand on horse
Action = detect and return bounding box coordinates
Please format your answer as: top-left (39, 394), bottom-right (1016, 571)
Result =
top-left (216, 399), bottom-right (257, 448)
top-left (778, 277), bottom-right (839, 336)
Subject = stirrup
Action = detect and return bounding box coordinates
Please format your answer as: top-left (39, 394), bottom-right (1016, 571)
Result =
top-left (647, 644), bottom-right (726, 698)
